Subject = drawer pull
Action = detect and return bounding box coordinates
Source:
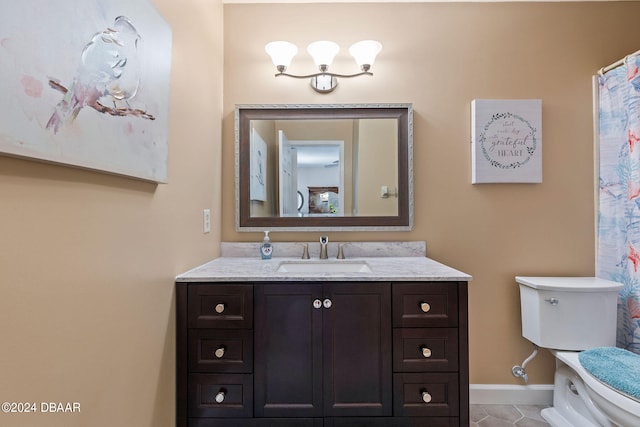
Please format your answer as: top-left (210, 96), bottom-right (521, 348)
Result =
top-left (421, 346), bottom-right (432, 358)
top-left (421, 390), bottom-right (432, 403)
top-left (420, 302), bottom-right (431, 313)
top-left (215, 303), bottom-right (226, 314)
top-left (214, 346), bottom-right (225, 359)
top-left (215, 390), bottom-right (226, 404)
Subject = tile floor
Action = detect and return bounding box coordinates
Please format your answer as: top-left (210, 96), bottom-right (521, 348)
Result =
top-left (471, 404), bottom-right (550, 426)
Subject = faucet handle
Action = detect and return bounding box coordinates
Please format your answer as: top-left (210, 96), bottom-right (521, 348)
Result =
top-left (300, 243), bottom-right (310, 259)
top-left (336, 244), bottom-right (346, 259)
top-left (319, 236), bottom-right (329, 259)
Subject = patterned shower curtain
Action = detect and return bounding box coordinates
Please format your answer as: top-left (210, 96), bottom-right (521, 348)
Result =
top-left (597, 54), bottom-right (640, 354)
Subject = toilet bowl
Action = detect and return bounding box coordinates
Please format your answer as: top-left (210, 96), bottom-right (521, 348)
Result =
top-left (543, 351), bottom-right (640, 427)
top-left (516, 276), bottom-right (639, 427)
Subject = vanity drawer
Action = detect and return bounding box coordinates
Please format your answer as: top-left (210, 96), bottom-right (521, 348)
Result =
top-left (188, 373), bottom-right (253, 418)
top-left (393, 328), bottom-right (458, 372)
top-left (393, 283), bottom-right (457, 328)
top-left (188, 284), bottom-right (253, 328)
top-left (325, 417), bottom-right (458, 427)
top-left (393, 373), bottom-right (459, 417)
top-left (189, 329), bottom-right (253, 373)
top-left (190, 419), bottom-right (323, 427)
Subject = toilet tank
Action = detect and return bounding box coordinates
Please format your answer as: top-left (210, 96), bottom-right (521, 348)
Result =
top-left (516, 276), bottom-right (623, 351)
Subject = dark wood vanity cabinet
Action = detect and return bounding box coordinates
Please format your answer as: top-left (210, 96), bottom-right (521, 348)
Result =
top-left (176, 281), bottom-right (468, 427)
top-left (254, 283), bottom-right (392, 418)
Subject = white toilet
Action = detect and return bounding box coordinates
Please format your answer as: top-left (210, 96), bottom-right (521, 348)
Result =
top-left (516, 276), bottom-right (640, 427)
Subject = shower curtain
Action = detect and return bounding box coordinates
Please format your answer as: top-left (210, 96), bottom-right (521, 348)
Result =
top-left (597, 54), bottom-right (640, 354)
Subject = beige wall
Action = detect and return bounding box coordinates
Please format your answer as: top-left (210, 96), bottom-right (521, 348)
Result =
top-left (223, 1), bottom-right (640, 385)
top-left (0, 0), bottom-right (223, 426)
top-left (357, 119), bottom-right (398, 216)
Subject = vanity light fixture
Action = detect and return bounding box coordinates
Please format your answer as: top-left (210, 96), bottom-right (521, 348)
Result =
top-left (265, 40), bottom-right (382, 93)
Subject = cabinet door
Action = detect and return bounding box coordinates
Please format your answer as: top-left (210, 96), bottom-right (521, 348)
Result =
top-left (254, 283), bottom-right (323, 418)
top-left (323, 282), bottom-right (392, 417)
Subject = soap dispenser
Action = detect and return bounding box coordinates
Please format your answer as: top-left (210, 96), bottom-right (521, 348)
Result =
top-left (260, 231), bottom-right (273, 260)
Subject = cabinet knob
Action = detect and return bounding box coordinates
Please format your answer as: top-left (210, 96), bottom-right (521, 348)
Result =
top-left (421, 390), bottom-right (432, 403)
top-left (215, 390), bottom-right (225, 403)
top-left (421, 346), bottom-right (432, 358)
top-left (313, 299), bottom-right (322, 309)
top-left (214, 346), bottom-right (225, 359)
top-left (215, 303), bottom-right (226, 314)
top-left (323, 298), bottom-right (332, 309)
top-left (420, 302), bottom-right (431, 313)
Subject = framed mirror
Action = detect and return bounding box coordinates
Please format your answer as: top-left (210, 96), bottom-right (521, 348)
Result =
top-left (235, 104), bottom-right (413, 231)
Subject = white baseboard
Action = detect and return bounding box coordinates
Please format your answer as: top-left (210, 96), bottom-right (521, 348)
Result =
top-left (470, 384), bottom-right (554, 405)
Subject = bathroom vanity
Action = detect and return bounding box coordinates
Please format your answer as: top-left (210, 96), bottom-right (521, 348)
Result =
top-left (175, 243), bottom-right (471, 427)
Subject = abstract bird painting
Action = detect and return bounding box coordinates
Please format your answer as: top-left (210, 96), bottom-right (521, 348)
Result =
top-left (0, 0), bottom-right (171, 182)
top-left (46, 16), bottom-right (154, 134)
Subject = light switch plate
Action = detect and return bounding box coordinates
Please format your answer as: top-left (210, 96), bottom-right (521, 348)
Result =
top-left (203, 209), bottom-right (211, 233)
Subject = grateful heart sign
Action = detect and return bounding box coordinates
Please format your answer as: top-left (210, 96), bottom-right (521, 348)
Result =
top-left (471, 99), bottom-right (542, 184)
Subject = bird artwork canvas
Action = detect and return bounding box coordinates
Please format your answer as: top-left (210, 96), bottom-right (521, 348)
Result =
top-left (0, 0), bottom-right (172, 182)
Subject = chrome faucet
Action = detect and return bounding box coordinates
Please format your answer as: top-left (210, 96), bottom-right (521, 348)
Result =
top-left (300, 243), bottom-right (310, 259)
top-left (319, 236), bottom-right (329, 259)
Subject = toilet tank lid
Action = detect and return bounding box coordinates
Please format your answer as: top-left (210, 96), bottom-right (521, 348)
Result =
top-left (515, 276), bottom-right (623, 292)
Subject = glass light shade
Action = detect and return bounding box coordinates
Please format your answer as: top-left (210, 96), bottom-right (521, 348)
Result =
top-left (349, 40), bottom-right (382, 68)
top-left (307, 41), bottom-right (340, 67)
top-left (265, 41), bottom-right (298, 68)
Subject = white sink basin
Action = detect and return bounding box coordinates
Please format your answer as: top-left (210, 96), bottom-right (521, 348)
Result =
top-left (276, 260), bottom-right (373, 274)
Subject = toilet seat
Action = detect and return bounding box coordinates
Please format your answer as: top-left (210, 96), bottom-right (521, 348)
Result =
top-left (553, 351), bottom-right (640, 427)
top-left (579, 347), bottom-right (640, 402)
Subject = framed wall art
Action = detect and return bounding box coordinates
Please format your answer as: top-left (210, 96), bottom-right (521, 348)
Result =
top-left (471, 99), bottom-right (542, 184)
top-left (0, 0), bottom-right (172, 182)
top-left (250, 128), bottom-right (267, 201)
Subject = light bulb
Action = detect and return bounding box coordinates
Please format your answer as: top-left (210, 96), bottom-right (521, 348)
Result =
top-left (307, 41), bottom-right (340, 68)
top-left (265, 41), bottom-right (298, 71)
top-left (349, 40), bottom-right (382, 71)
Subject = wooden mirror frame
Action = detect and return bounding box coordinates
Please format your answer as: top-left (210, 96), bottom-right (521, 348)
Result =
top-left (235, 104), bottom-right (413, 231)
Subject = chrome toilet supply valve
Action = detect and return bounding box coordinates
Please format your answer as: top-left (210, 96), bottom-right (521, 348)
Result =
top-left (512, 344), bottom-right (539, 383)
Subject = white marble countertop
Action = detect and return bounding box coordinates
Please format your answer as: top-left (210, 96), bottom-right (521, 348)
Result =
top-left (177, 255), bottom-right (471, 283)
top-left (176, 242), bottom-right (471, 283)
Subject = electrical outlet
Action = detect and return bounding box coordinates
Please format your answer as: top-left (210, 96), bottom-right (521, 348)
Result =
top-left (203, 209), bottom-right (211, 233)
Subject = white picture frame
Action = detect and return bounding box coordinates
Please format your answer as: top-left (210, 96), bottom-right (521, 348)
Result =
top-left (471, 99), bottom-right (542, 184)
top-left (250, 128), bottom-right (267, 201)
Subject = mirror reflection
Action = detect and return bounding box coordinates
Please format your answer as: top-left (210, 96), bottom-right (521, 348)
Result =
top-left (236, 104), bottom-right (413, 231)
top-left (249, 118), bottom-right (398, 218)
